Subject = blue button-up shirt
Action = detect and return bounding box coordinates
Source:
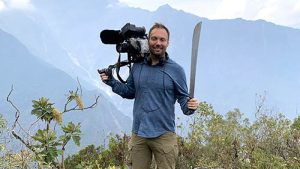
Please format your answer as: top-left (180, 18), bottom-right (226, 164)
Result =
top-left (106, 57), bottom-right (193, 138)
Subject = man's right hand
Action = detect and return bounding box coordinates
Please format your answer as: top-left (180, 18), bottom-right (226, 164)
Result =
top-left (100, 73), bottom-right (109, 83)
top-left (98, 67), bottom-right (113, 83)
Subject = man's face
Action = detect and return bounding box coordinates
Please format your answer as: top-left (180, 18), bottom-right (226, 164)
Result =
top-left (148, 28), bottom-right (169, 57)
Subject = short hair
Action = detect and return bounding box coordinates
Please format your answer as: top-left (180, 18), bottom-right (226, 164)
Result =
top-left (148, 23), bottom-right (170, 41)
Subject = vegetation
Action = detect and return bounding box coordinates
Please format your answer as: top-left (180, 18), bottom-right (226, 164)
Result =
top-left (1, 90), bottom-right (300, 168)
top-left (2, 86), bottom-right (99, 168)
top-left (63, 101), bottom-right (300, 169)
top-left (0, 114), bottom-right (9, 167)
top-left (64, 134), bottom-right (131, 169)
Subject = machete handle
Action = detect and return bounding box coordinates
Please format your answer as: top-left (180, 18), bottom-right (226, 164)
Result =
top-left (186, 97), bottom-right (196, 115)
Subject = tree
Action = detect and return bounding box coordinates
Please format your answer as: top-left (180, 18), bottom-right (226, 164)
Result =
top-left (6, 85), bottom-right (99, 169)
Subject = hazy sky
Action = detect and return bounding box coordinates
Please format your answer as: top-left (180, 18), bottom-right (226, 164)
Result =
top-left (1, 0), bottom-right (299, 29)
top-left (118, 0), bottom-right (300, 29)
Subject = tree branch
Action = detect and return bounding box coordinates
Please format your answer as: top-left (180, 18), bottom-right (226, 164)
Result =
top-left (63, 79), bottom-right (100, 113)
top-left (6, 86), bottom-right (36, 154)
top-left (63, 95), bottom-right (100, 113)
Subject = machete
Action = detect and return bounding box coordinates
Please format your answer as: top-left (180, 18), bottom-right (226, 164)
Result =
top-left (189, 22), bottom-right (202, 98)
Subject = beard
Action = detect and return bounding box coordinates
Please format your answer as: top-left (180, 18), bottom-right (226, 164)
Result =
top-left (149, 45), bottom-right (166, 59)
top-left (150, 52), bottom-right (163, 60)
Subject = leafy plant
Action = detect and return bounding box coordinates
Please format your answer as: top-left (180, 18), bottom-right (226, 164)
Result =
top-left (6, 86), bottom-right (99, 169)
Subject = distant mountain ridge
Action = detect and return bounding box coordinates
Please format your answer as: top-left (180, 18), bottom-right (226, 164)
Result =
top-left (1, 0), bottom-right (299, 129)
top-left (0, 28), bottom-right (131, 154)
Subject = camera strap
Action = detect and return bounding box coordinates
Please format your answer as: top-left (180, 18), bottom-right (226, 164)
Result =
top-left (115, 53), bottom-right (131, 83)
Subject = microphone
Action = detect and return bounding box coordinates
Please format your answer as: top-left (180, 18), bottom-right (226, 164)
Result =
top-left (100, 30), bottom-right (124, 44)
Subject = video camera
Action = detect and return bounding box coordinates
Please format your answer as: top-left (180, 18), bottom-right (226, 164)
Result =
top-left (98, 23), bottom-right (149, 83)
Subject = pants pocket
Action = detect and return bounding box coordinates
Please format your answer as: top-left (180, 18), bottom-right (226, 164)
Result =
top-left (153, 133), bottom-right (178, 169)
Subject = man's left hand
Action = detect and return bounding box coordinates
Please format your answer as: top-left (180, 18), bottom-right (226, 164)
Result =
top-left (187, 98), bottom-right (199, 110)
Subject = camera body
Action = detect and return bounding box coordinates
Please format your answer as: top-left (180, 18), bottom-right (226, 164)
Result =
top-left (99, 23), bottom-right (149, 83)
top-left (100, 23), bottom-right (149, 63)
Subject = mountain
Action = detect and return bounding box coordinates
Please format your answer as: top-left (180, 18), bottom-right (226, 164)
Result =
top-left (196, 18), bottom-right (300, 119)
top-left (1, 1), bottom-right (300, 124)
top-left (0, 29), bottom-right (131, 153)
top-left (0, 8), bottom-right (98, 89)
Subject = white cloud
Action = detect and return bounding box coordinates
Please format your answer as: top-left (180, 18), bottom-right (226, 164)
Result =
top-left (296, 1), bottom-right (300, 11)
top-left (0, 0), bottom-right (6, 11)
top-left (212, 0), bottom-right (247, 19)
top-left (0, 0), bottom-right (34, 11)
top-left (167, 0), bottom-right (222, 17)
top-left (10, 0), bottom-right (33, 9)
top-left (254, 0), bottom-right (300, 27)
top-left (118, 0), bottom-right (165, 11)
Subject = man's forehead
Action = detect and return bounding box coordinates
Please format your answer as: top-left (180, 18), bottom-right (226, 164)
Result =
top-left (149, 28), bottom-right (168, 36)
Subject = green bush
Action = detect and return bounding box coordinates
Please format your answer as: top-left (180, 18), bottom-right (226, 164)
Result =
top-left (64, 102), bottom-right (300, 169)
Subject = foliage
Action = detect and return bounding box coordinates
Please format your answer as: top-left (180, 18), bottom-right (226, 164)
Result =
top-left (291, 116), bottom-right (300, 131)
top-left (0, 114), bottom-right (6, 130)
top-left (4, 87), bottom-right (98, 169)
top-left (175, 102), bottom-right (300, 169)
top-left (64, 101), bottom-right (300, 169)
top-left (27, 96), bottom-right (82, 168)
top-left (1, 114), bottom-right (36, 168)
top-left (3, 88), bottom-right (300, 168)
top-left (65, 133), bottom-right (130, 169)
top-left (0, 114), bottom-right (8, 167)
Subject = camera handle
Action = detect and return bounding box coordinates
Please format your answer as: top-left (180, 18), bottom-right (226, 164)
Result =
top-left (98, 53), bottom-right (132, 83)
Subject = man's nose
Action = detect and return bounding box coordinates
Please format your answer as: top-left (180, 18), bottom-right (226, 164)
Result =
top-left (155, 40), bottom-right (162, 45)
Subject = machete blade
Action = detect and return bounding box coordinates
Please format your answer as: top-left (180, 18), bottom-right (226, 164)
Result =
top-left (189, 22), bottom-right (202, 98)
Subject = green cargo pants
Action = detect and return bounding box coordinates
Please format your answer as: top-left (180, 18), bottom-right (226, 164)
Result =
top-left (127, 132), bottom-right (178, 169)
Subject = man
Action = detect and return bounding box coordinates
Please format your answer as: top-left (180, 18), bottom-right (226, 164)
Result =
top-left (100, 23), bottom-right (199, 169)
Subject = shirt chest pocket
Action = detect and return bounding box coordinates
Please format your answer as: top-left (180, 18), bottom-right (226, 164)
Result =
top-left (145, 72), bottom-right (174, 90)
top-left (141, 91), bottom-right (160, 112)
